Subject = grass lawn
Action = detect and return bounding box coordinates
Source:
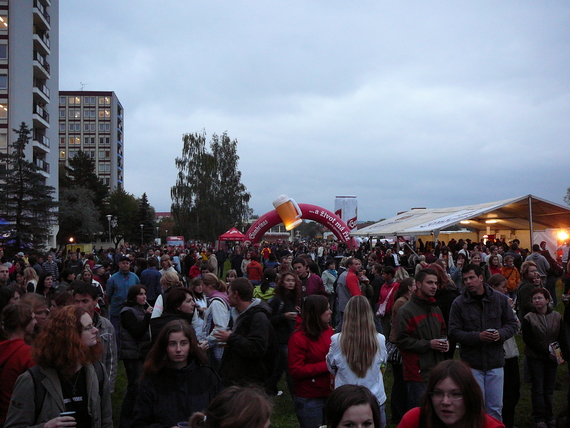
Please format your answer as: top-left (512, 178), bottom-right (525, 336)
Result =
top-left (111, 277), bottom-right (570, 427)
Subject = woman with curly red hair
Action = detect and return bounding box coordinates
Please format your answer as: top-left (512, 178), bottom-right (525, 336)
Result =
top-left (4, 305), bottom-right (112, 428)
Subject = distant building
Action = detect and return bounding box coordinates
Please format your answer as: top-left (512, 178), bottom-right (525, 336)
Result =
top-left (2, 0), bottom-right (60, 247)
top-left (58, 91), bottom-right (124, 189)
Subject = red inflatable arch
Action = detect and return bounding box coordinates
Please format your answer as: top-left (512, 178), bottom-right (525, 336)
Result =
top-left (244, 203), bottom-right (357, 248)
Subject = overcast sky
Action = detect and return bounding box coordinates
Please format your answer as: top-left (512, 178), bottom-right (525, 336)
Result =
top-left (59, 1), bottom-right (570, 222)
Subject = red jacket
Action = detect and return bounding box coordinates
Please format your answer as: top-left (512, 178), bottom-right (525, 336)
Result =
top-left (0, 338), bottom-right (35, 423)
top-left (246, 261), bottom-right (263, 282)
top-left (288, 326), bottom-right (334, 398)
top-left (398, 407), bottom-right (505, 428)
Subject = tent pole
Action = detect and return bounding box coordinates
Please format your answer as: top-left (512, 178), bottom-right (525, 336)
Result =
top-left (528, 195), bottom-right (534, 247)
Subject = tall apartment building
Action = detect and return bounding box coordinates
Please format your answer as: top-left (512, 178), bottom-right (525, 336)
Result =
top-left (2, 0), bottom-right (60, 248)
top-left (58, 91), bottom-right (124, 189)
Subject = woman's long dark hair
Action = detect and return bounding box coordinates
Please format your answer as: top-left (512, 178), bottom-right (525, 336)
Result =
top-left (142, 319), bottom-right (206, 379)
top-left (300, 294), bottom-right (329, 341)
top-left (274, 272), bottom-right (301, 306)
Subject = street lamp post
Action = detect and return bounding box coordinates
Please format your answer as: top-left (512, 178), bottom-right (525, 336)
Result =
top-left (140, 224), bottom-right (144, 246)
top-left (165, 230), bottom-right (168, 245)
top-left (106, 215), bottom-right (112, 244)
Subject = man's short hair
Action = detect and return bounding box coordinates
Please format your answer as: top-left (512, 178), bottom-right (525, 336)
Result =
top-left (230, 278), bottom-right (253, 301)
top-left (292, 257), bottom-right (306, 267)
top-left (532, 244), bottom-right (540, 252)
top-left (416, 268), bottom-right (438, 284)
top-left (462, 264), bottom-right (483, 277)
top-left (71, 282), bottom-right (99, 300)
top-left (119, 256), bottom-right (130, 263)
top-left (147, 257), bottom-right (158, 268)
top-left (382, 266), bottom-right (395, 276)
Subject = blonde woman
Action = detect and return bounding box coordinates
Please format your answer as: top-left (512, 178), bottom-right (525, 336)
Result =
top-left (326, 295), bottom-right (387, 428)
top-left (23, 267), bottom-right (39, 293)
top-left (151, 271), bottom-right (183, 319)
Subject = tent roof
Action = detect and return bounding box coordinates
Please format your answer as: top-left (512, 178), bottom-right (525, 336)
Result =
top-left (352, 195), bottom-right (570, 236)
top-left (218, 227), bottom-right (245, 241)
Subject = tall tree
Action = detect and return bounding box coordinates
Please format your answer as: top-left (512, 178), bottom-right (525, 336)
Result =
top-left (171, 131), bottom-right (252, 242)
top-left (565, 188), bottom-right (570, 206)
top-left (107, 187), bottom-right (139, 247)
top-left (137, 193), bottom-right (155, 245)
top-left (0, 123), bottom-right (57, 253)
top-left (57, 150), bottom-right (107, 244)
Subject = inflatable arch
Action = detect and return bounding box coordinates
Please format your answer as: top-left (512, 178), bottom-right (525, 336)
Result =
top-left (244, 203), bottom-right (357, 248)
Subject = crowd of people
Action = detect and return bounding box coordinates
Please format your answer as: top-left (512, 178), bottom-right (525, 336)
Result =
top-left (0, 237), bottom-right (569, 428)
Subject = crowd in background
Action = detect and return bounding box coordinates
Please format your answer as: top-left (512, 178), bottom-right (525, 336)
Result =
top-left (1, 236), bottom-right (570, 428)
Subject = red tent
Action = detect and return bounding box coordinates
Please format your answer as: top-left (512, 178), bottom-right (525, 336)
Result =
top-left (218, 227), bottom-right (245, 242)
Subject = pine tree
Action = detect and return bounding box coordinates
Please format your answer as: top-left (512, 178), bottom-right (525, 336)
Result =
top-left (137, 193), bottom-right (155, 245)
top-left (0, 123), bottom-right (57, 253)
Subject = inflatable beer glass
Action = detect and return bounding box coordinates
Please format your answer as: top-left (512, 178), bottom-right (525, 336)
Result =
top-left (272, 195), bottom-right (303, 231)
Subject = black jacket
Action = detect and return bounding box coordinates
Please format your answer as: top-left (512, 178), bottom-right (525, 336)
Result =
top-left (219, 300), bottom-right (276, 386)
top-left (131, 362), bottom-right (221, 428)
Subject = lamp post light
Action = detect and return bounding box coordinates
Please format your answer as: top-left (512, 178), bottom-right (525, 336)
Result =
top-left (106, 215), bottom-right (112, 244)
top-left (165, 230), bottom-right (168, 244)
top-left (140, 224), bottom-right (144, 246)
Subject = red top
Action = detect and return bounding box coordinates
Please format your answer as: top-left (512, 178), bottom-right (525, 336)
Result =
top-left (288, 326), bottom-right (334, 398)
top-left (398, 407), bottom-right (505, 428)
top-left (346, 270), bottom-right (362, 297)
top-left (246, 260), bottom-right (263, 281)
top-left (0, 339), bottom-right (35, 423)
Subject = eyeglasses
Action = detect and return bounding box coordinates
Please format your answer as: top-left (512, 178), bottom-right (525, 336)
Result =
top-left (82, 324), bottom-right (97, 332)
top-left (430, 390), bottom-right (463, 401)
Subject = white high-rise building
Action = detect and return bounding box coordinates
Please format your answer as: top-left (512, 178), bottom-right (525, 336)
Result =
top-left (58, 91), bottom-right (124, 189)
top-left (2, 0), bottom-right (59, 248)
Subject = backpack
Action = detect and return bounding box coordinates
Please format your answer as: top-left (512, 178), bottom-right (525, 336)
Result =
top-left (29, 361), bottom-right (105, 423)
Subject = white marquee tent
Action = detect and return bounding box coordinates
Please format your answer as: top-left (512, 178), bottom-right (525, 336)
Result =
top-left (352, 195), bottom-right (570, 248)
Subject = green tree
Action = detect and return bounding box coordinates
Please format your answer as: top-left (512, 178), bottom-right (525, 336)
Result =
top-left (107, 187), bottom-right (139, 247)
top-left (58, 150), bottom-right (108, 244)
top-left (171, 131), bottom-right (252, 242)
top-left (0, 123), bottom-right (57, 253)
top-left (58, 186), bottom-right (102, 243)
top-left (565, 188), bottom-right (570, 206)
top-left (137, 193), bottom-right (155, 245)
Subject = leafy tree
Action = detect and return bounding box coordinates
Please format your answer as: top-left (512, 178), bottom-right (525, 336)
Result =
top-left (58, 150), bottom-right (108, 244)
top-left (0, 123), bottom-right (57, 253)
top-left (107, 187), bottom-right (139, 247)
top-left (565, 188), bottom-right (570, 206)
top-left (58, 186), bottom-right (102, 243)
top-left (171, 131), bottom-right (252, 242)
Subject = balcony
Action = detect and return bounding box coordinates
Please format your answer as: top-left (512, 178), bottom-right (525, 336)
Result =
top-left (33, 0), bottom-right (51, 30)
top-left (33, 103), bottom-right (49, 128)
top-left (34, 158), bottom-right (50, 175)
top-left (33, 79), bottom-right (50, 104)
top-left (32, 129), bottom-right (50, 152)
top-left (33, 30), bottom-right (50, 55)
top-left (33, 51), bottom-right (50, 79)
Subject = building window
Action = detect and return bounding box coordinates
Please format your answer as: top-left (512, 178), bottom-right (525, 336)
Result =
top-left (99, 109), bottom-right (110, 118)
top-left (68, 96), bottom-right (81, 105)
top-left (0, 16), bottom-right (7, 30)
top-left (59, 109), bottom-right (65, 117)
top-left (0, 44), bottom-right (6, 59)
top-left (60, 137), bottom-right (65, 146)
top-left (69, 137), bottom-right (80, 145)
top-left (99, 96), bottom-right (110, 105)
top-left (68, 124), bottom-right (74, 131)
top-left (59, 96), bottom-right (66, 105)
top-left (83, 96), bottom-right (95, 105)
top-left (60, 150), bottom-right (66, 159)
top-left (0, 103), bottom-right (7, 118)
top-left (0, 132), bottom-right (6, 149)
top-left (0, 75), bottom-right (6, 89)
top-left (59, 123), bottom-right (65, 131)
